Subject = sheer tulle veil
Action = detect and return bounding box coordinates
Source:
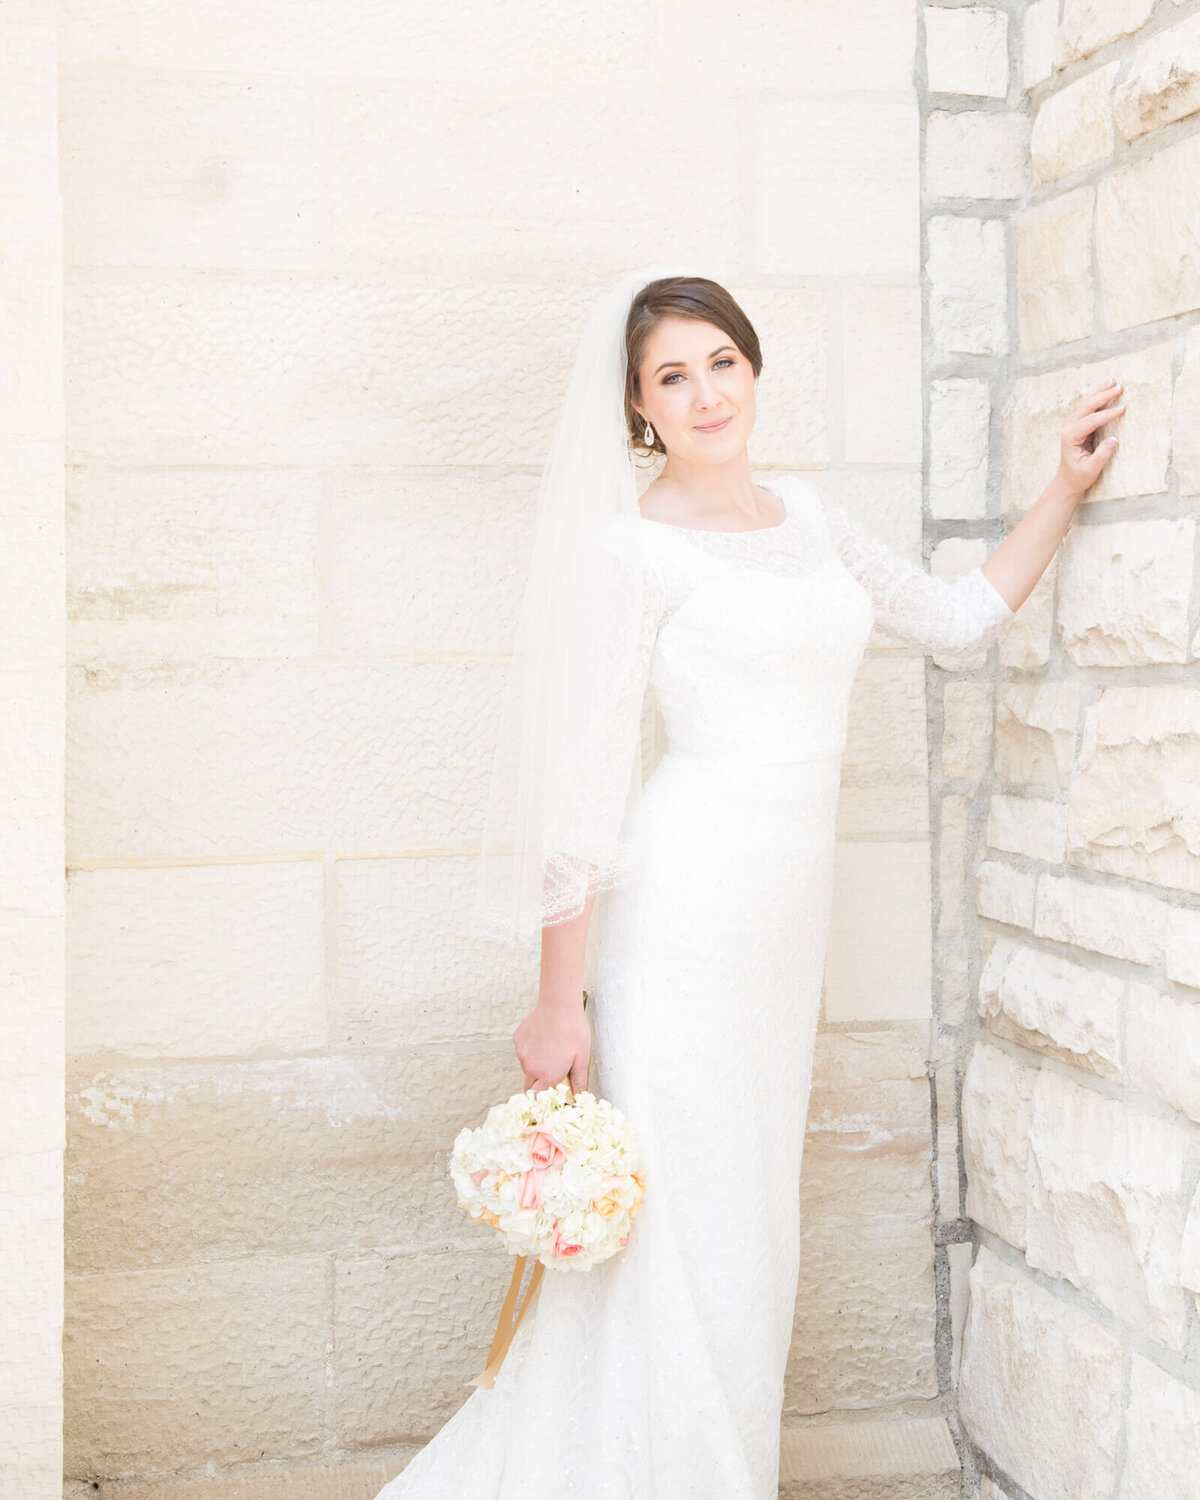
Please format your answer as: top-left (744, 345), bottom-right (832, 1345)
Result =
top-left (471, 264), bottom-right (700, 950)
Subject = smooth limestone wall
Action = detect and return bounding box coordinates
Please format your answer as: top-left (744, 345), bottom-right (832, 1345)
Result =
top-left (2, 2), bottom-right (66, 1496)
top-left (54, 2), bottom-right (964, 1495)
top-left (923, 3), bottom-right (1200, 1498)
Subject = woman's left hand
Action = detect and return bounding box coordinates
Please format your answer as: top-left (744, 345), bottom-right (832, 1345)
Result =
top-left (1056, 378), bottom-right (1126, 499)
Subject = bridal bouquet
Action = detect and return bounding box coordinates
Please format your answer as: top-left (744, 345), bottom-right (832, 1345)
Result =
top-left (450, 1077), bottom-right (646, 1272)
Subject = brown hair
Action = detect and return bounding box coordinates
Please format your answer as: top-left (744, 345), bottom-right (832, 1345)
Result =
top-left (624, 277), bottom-right (763, 455)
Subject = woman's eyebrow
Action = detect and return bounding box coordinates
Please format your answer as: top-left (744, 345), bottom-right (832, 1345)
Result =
top-left (653, 344), bottom-right (736, 375)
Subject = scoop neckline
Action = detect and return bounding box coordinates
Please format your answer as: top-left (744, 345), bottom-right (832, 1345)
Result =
top-left (636, 478), bottom-right (789, 535)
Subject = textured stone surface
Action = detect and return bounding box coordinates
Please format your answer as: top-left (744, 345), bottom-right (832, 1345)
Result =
top-left (1120, 1356), bottom-right (1200, 1500)
top-left (1168, 906), bottom-right (1200, 989)
top-left (1114, 10), bottom-right (1200, 141)
top-left (334, 857), bottom-right (536, 1048)
top-left (839, 657), bottom-right (931, 838)
top-left (1016, 187), bottom-right (1093, 351)
top-left (825, 843), bottom-right (933, 1021)
top-left (1023, 0), bottom-right (1057, 88)
top-left (942, 681), bottom-right (993, 781)
top-left (978, 936), bottom-right (1123, 1079)
top-left (1126, 986), bottom-right (1200, 1124)
top-left (925, 111), bottom-right (1028, 200)
top-left (1056, 0), bottom-right (1156, 66)
top-left (986, 794), bottom-right (1067, 863)
top-left (998, 555), bottom-right (1056, 670)
top-left (939, 794), bottom-right (969, 936)
top-left (64, 1255), bottom-right (328, 1474)
top-left (1034, 872), bottom-right (1169, 965)
top-left (778, 1416), bottom-right (960, 1499)
top-left (1097, 133), bottom-right (1200, 330)
top-left (757, 98), bottom-right (920, 277)
top-left (961, 1043), bottom-right (1036, 1249)
top-left (1031, 62), bottom-right (1119, 183)
top-left (958, 1246), bottom-right (1124, 1500)
top-left (1002, 344), bottom-right (1173, 511)
top-left (924, 6), bottom-right (1009, 97)
top-left (929, 378), bottom-right (989, 520)
top-left (843, 284), bottom-right (922, 465)
top-left (993, 681), bottom-right (1080, 788)
top-left (1067, 687), bottom-right (1200, 894)
top-left (975, 861), bottom-right (1036, 929)
top-left (65, 862), bottom-right (326, 1059)
top-left (1057, 520), bottom-right (1195, 665)
top-left (1025, 1069), bottom-right (1192, 1352)
top-left (927, 215), bottom-right (1008, 356)
top-left (68, 657), bottom-right (507, 859)
top-left (1173, 325), bottom-right (1200, 496)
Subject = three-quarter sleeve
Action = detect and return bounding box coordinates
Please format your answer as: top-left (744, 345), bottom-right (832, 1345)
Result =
top-left (820, 494), bottom-right (1014, 659)
top-left (539, 518), bottom-right (668, 926)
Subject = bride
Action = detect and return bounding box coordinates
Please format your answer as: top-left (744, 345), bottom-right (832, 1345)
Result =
top-left (374, 267), bottom-right (1124, 1499)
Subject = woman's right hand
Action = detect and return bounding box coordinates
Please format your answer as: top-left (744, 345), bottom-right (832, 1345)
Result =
top-left (512, 993), bottom-right (592, 1097)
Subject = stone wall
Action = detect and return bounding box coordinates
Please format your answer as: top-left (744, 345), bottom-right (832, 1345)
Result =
top-left (1, 3), bottom-right (66, 1496)
top-left (924, 2), bottom-right (1200, 1496)
top-left (54, 3), bottom-right (960, 1494)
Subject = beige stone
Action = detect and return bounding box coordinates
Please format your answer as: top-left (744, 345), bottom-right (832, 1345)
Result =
top-left (1025, 1068), bottom-right (1192, 1352)
top-left (1055, 0), bottom-right (1156, 67)
top-left (843, 284), bottom-right (922, 465)
top-left (334, 856), bottom-right (536, 1049)
top-left (1182, 1181), bottom-right (1200, 1309)
top-left (734, 286), bottom-right (835, 467)
top-left (1023, 0), bottom-right (1058, 88)
top-left (976, 861), bottom-right (1036, 930)
top-left (1031, 63), bottom-right (1119, 183)
top-left (929, 378), bottom-right (989, 521)
top-left (1034, 872), bottom-right (1169, 965)
top-left (998, 555), bottom-right (1056, 670)
top-left (1120, 1356), bottom-right (1200, 1500)
top-left (924, 6), bottom-right (1009, 98)
top-left (948, 1241), bottom-right (972, 1382)
top-left (927, 215), bottom-right (1008, 356)
top-left (939, 794), bottom-right (970, 937)
top-left (1127, 985), bottom-right (1200, 1124)
top-left (1068, 687), bottom-right (1200, 896)
top-left (925, 111), bottom-right (1029, 200)
top-left (64, 1255), bottom-right (328, 1474)
top-left (779, 1416), bottom-right (960, 1498)
top-left (1167, 906), bottom-right (1200, 989)
top-left (65, 862), bottom-right (326, 1059)
top-left (994, 682), bottom-right (1080, 788)
top-left (958, 1246), bottom-right (1123, 1498)
top-left (943, 681), bottom-right (993, 782)
top-left (1016, 188), bottom-right (1093, 351)
top-left (825, 843), bottom-right (933, 1022)
top-left (961, 1042), bottom-right (1035, 1248)
top-left (1057, 520), bottom-right (1194, 666)
top-left (978, 936), bottom-right (1123, 1078)
top-left (1114, 10), bottom-right (1200, 141)
top-left (1097, 133), bottom-right (1200, 330)
top-left (986, 794), bottom-right (1067, 863)
top-left (839, 657), bottom-right (930, 838)
top-left (1002, 344), bottom-right (1173, 511)
top-left (757, 98), bottom-right (920, 277)
top-left (1172, 325), bottom-right (1200, 497)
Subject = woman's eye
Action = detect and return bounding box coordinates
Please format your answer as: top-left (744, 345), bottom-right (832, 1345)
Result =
top-left (714, 357), bottom-right (734, 369)
top-left (662, 373), bottom-right (683, 384)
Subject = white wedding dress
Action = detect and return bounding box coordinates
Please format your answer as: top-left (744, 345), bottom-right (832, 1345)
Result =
top-left (375, 471), bottom-right (1012, 1500)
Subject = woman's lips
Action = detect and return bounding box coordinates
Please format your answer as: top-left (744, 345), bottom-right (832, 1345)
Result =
top-left (694, 416), bottom-right (732, 433)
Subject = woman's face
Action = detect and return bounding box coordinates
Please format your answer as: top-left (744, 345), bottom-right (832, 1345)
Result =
top-left (633, 315), bottom-right (756, 464)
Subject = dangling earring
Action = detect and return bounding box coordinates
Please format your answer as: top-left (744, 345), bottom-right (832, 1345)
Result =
top-left (644, 421), bottom-right (654, 446)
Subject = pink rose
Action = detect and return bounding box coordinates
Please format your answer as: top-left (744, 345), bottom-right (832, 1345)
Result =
top-left (549, 1225), bottom-right (583, 1258)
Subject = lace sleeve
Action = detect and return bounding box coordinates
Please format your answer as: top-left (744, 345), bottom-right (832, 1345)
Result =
top-left (820, 493), bottom-right (1014, 658)
top-left (539, 519), bottom-right (667, 926)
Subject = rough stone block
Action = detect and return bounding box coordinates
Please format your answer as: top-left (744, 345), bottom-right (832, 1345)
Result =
top-left (978, 936), bottom-right (1122, 1079)
top-left (958, 1246), bottom-right (1123, 1499)
top-left (961, 1043), bottom-right (1035, 1249)
top-left (825, 843), bottom-right (933, 1022)
top-left (1002, 344), bottom-right (1173, 511)
top-left (1097, 133), bottom-right (1200, 330)
top-left (942, 681), bottom-right (993, 782)
top-left (1034, 872), bottom-right (1169, 965)
top-left (1023, 0), bottom-right (1058, 88)
top-left (975, 861), bottom-right (1036, 929)
top-left (1067, 687), bottom-right (1200, 895)
top-left (924, 6), bottom-right (1009, 97)
top-left (1127, 985), bottom-right (1200, 1124)
top-left (1114, 10), bottom-right (1200, 141)
top-left (1172, 325), bottom-right (1200, 496)
top-left (1055, 0), bottom-right (1156, 67)
top-left (986, 794), bottom-right (1067, 863)
top-left (998, 555), bottom-right (1056, 670)
top-left (1120, 1355), bottom-right (1200, 1500)
top-left (1025, 1069), bottom-right (1191, 1352)
top-left (929, 378), bottom-right (989, 520)
top-left (1031, 62), bottom-right (1118, 183)
top-left (838, 657), bottom-right (930, 838)
top-left (65, 862), bottom-right (325, 1060)
top-left (1016, 188), bottom-right (1093, 351)
top-left (993, 681), bottom-right (1080, 788)
top-left (927, 215), bottom-right (1008, 356)
top-left (1168, 907), bottom-right (1200, 989)
top-left (64, 1255), bottom-right (328, 1475)
top-left (925, 111), bottom-right (1029, 199)
top-left (1058, 520), bottom-right (1194, 666)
